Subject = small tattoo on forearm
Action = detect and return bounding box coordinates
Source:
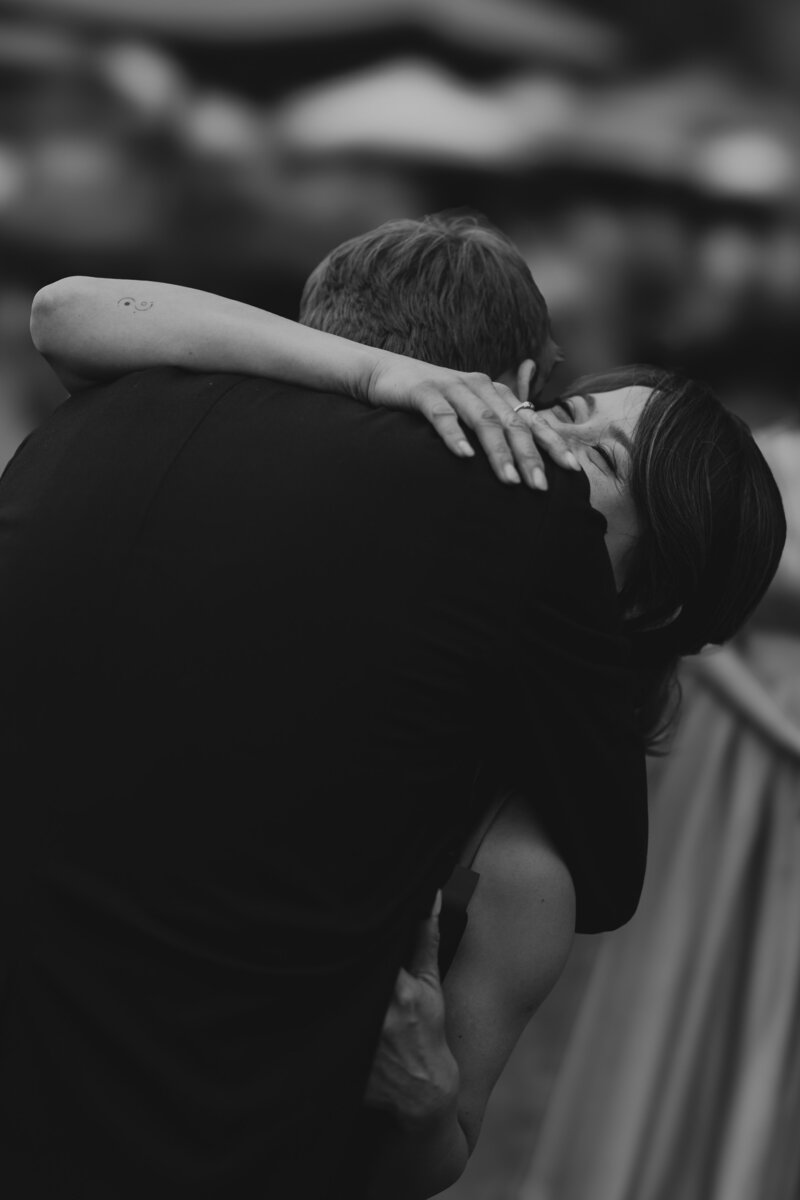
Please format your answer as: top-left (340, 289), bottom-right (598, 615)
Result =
top-left (118, 297), bottom-right (154, 312)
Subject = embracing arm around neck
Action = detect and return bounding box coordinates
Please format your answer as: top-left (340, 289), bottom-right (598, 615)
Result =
top-left (30, 276), bottom-right (380, 400)
top-left (29, 276), bottom-right (575, 488)
top-left (28, 275), bottom-right (491, 467)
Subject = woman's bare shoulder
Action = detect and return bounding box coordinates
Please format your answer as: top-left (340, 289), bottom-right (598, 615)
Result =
top-left (458, 793), bottom-right (576, 1010)
top-left (472, 792), bottom-right (575, 902)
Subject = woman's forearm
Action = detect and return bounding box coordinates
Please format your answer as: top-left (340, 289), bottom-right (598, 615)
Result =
top-left (30, 276), bottom-right (384, 399)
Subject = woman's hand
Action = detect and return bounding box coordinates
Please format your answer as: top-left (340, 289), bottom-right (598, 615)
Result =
top-left (364, 893), bottom-right (459, 1129)
top-left (363, 355), bottom-right (580, 491)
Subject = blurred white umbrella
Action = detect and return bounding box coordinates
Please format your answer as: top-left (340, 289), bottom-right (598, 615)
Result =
top-left (94, 39), bottom-right (189, 124)
top-left (574, 66), bottom-right (800, 187)
top-left (692, 128), bottom-right (800, 204)
top-left (277, 58), bottom-right (581, 169)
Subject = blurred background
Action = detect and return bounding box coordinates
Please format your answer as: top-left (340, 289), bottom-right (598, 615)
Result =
top-left (2, 3), bottom-right (799, 1199)
top-left (2, 0), bottom-right (800, 466)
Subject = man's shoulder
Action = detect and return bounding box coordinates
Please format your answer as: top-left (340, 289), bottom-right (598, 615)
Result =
top-left (66, 367), bottom-right (332, 409)
top-left (76, 366), bottom-right (307, 406)
top-left (39, 369), bottom-right (349, 463)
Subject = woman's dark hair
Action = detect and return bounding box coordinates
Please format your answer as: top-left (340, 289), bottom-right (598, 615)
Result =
top-left (570, 365), bottom-right (787, 751)
top-left (300, 211), bottom-right (561, 380)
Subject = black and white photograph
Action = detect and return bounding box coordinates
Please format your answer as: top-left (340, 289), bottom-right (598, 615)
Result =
top-left (0, 2), bottom-right (798, 1198)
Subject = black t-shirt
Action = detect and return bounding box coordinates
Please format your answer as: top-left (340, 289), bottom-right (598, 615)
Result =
top-left (0, 368), bottom-right (646, 1197)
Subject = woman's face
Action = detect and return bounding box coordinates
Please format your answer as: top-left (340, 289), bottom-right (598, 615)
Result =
top-left (538, 385), bottom-right (652, 588)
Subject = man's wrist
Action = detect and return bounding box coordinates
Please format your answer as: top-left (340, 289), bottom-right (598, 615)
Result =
top-left (367, 1085), bottom-right (469, 1200)
top-left (392, 1054), bottom-right (461, 1133)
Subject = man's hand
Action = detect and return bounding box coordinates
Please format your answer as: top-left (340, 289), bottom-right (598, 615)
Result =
top-left (364, 892), bottom-right (459, 1128)
top-left (363, 355), bottom-right (580, 490)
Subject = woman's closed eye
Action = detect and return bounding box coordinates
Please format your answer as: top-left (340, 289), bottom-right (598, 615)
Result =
top-left (593, 444), bottom-right (620, 476)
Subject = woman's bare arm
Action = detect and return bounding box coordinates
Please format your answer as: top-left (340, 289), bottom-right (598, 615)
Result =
top-left (366, 798), bottom-right (575, 1198)
top-left (30, 277), bottom-right (577, 489)
top-left (442, 798), bottom-right (575, 1149)
top-left (30, 277), bottom-right (382, 399)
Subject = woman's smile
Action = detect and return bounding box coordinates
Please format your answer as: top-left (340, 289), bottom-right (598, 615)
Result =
top-left (539, 385), bottom-right (651, 588)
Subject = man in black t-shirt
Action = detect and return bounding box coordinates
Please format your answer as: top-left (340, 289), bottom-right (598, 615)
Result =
top-left (0, 216), bottom-right (645, 1197)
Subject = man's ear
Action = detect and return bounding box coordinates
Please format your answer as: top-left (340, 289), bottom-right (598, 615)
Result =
top-left (514, 359), bottom-right (537, 405)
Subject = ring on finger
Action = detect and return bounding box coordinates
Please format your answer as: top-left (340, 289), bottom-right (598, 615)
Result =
top-left (513, 401), bottom-right (536, 413)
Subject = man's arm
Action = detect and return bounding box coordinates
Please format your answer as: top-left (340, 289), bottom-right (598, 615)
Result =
top-left (30, 277), bottom-right (577, 488)
top-left (366, 800), bottom-right (575, 1199)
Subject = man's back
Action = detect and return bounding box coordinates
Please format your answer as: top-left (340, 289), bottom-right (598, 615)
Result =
top-left (0, 368), bottom-right (645, 1197)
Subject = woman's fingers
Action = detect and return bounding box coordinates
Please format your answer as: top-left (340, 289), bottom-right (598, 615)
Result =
top-left (423, 402), bottom-right (476, 461)
top-left (496, 407), bottom-right (549, 490)
top-left (418, 378), bottom-right (547, 489)
top-left (519, 411), bottom-right (581, 475)
top-left (494, 381), bottom-right (582, 476)
top-left (457, 376), bottom-right (549, 488)
top-left (368, 357), bottom-right (581, 486)
top-left (415, 372), bottom-right (583, 488)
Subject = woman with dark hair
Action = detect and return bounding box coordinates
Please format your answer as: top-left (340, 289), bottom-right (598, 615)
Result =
top-left (30, 278), bottom-right (786, 1199)
top-left (564, 365), bottom-right (787, 750)
top-left (521, 419), bottom-right (800, 1200)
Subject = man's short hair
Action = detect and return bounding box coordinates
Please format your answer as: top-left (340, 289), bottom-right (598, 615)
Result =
top-left (299, 212), bottom-right (559, 381)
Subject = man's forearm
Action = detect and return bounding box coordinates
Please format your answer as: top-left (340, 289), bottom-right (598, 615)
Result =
top-left (29, 276), bottom-right (384, 399)
top-left (366, 1099), bottom-right (470, 1200)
